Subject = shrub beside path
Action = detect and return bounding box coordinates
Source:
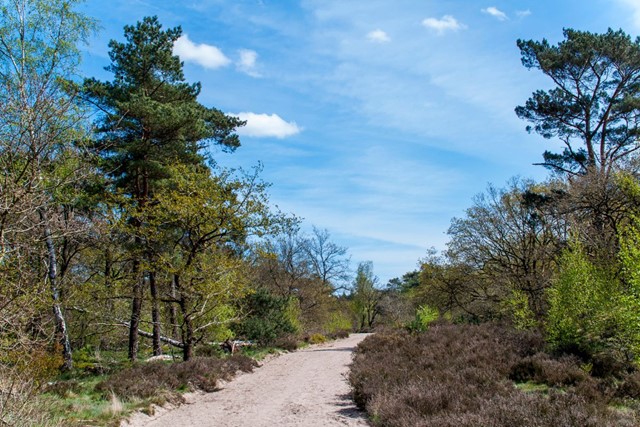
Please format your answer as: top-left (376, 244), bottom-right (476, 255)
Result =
top-left (123, 333), bottom-right (371, 427)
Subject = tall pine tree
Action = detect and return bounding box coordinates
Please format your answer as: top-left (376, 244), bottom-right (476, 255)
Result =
top-left (82, 16), bottom-right (244, 360)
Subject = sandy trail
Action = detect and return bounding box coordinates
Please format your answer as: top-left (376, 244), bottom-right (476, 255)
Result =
top-left (124, 333), bottom-right (370, 427)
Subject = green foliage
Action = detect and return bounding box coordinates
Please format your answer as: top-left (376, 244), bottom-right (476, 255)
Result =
top-left (307, 333), bottom-right (327, 344)
top-left (235, 288), bottom-right (300, 344)
top-left (323, 311), bottom-right (352, 334)
top-left (352, 262), bottom-right (382, 331)
top-left (516, 28), bottom-right (640, 175)
top-left (617, 214), bottom-right (640, 362)
top-left (545, 240), bottom-right (626, 357)
top-left (83, 16), bottom-right (244, 198)
top-left (501, 290), bottom-right (537, 330)
top-left (406, 305), bottom-right (439, 332)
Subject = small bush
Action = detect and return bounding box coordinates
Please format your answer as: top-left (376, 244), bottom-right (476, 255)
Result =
top-left (509, 353), bottom-right (587, 386)
top-left (194, 344), bottom-right (225, 358)
top-left (406, 305), bottom-right (439, 332)
top-left (328, 329), bottom-right (350, 340)
top-left (591, 352), bottom-right (633, 379)
top-left (324, 311), bottom-right (353, 335)
top-left (307, 333), bottom-right (327, 344)
top-left (96, 355), bottom-right (256, 401)
top-left (44, 380), bottom-right (81, 398)
top-left (617, 371), bottom-right (640, 399)
top-left (0, 365), bottom-right (60, 427)
top-left (274, 335), bottom-right (299, 351)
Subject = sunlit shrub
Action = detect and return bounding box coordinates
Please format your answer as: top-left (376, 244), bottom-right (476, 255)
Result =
top-left (406, 305), bottom-right (439, 332)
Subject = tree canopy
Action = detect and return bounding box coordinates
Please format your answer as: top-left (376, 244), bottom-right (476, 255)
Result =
top-left (516, 28), bottom-right (640, 176)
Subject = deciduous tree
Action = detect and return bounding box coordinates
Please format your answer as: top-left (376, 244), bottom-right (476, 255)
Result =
top-left (0, 0), bottom-right (95, 371)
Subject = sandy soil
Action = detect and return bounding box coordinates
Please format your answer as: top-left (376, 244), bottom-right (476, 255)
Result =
top-left (123, 333), bottom-right (371, 427)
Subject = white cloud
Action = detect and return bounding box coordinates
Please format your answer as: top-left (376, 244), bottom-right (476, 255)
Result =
top-left (173, 34), bottom-right (230, 69)
top-left (482, 6), bottom-right (508, 21)
top-left (516, 9), bottom-right (532, 18)
top-left (366, 29), bottom-right (390, 43)
top-left (422, 15), bottom-right (467, 34)
top-left (236, 49), bottom-right (261, 77)
top-left (233, 112), bottom-right (302, 138)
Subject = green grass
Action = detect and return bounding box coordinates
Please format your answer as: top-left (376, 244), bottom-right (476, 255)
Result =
top-left (41, 375), bottom-right (136, 426)
top-left (514, 381), bottom-right (552, 394)
top-left (238, 345), bottom-right (282, 360)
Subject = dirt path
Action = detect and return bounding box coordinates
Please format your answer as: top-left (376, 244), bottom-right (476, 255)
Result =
top-left (124, 333), bottom-right (370, 427)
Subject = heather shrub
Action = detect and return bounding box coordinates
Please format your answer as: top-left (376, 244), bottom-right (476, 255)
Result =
top-left (274, 335), bottom-right (299, 351)
top-left (591, 352), bottom-right (633, 378)
top-left (509, 353), bottom-right (587, 386)
top-left (349, 324), bottom-right (638, 426)
top-left (327, 329), bottom-right (350, 339)
top-left (96, 355), bottom-right (256, 400)
top-left (617, 371), bottom-right (640, 399)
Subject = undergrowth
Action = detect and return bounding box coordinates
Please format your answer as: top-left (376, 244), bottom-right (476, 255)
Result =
top-left (41, 354), bottom-right (256, 426)
top-left (349, 323), bottom-right (640, 427)
top-left (37, 331), bottom-right (352, 426)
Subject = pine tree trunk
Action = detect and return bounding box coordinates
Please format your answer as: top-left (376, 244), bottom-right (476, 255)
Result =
top-left (128, 255), bottom-right (143, 361)
top-left (129, 167), bottom-right (149, 361)
top-left (150, 270), bottom-right (162, 356)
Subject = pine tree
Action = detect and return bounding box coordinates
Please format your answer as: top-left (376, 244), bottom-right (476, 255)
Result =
top-left (82, 16), bottom-right (244, 360)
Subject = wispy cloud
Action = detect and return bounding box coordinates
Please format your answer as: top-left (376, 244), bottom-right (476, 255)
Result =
top-left (422, 15), bottom-right (467, 34)
top-left (233, 112), bottom-right (302, 138)
top-left (236, 49), bottom-right (261, 77)
top-left (367, 29), bottom-right (390, 43)
top-left (482, 6), bottom-right (508, 21)
top-left (516, 9), bottom-right (532, 18)
top-left (173, 34), bottom-right (231, 69)
top-left (616, 0), bottom-right (640, 29)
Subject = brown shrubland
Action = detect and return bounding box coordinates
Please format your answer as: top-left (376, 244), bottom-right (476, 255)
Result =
top-left (349, 323), bottom-right (640, 427)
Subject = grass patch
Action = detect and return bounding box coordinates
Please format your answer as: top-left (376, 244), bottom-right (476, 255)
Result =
top-left (42, 374), bottom-right (139, 426)
top-left (514, 381), bottom-right (551, 394)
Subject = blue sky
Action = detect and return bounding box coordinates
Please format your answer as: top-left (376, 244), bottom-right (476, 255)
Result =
top-left (79, 0), bottom-right (640, 285)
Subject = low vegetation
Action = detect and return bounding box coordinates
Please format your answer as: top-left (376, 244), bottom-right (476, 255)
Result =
top-left (34, 328), bottom-right (350, 426)
top-left (349, 324), bottom-right (640, 427)
top-left (36, 351), bottom-right (256, 426)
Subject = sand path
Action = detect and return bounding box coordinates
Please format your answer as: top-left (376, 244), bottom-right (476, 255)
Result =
top-left (124, 333), bottom-right (370, 427)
